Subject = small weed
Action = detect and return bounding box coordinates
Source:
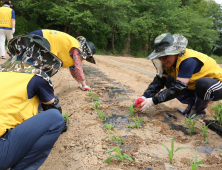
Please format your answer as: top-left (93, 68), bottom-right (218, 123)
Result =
top-left (102, 124), bottom-right (115, 130)
top-left (104, 132), bottom-right (123, 145)
top-left (128, 114), bottom-right (144, 129)
top-left (160, 135), bottom-right (187, 164)
top-left (104, 147), bottom-right (134, 163)
top-left (129, 105), bottom-right (134, 118)
top-left (219, 151), bottom-right (222, 153)
top-left (92, 100), bottom-right (101, 111)
top-left (198, 123), bottom-right (211, 144)
top-left (184, 114), bottom-right (198, 135)
top-left (62, 113), bottom-right (70, 124)
top-left (190, 154), bottom-right (204, 170)
top-left (96, 110), bottom-right (108, 121)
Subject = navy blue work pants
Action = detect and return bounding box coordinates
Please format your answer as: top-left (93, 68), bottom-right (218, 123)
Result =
top-left (0, 109), bottom-right (65, 170)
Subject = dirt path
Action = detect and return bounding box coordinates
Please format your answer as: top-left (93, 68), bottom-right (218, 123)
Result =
top-left (1, 54), bottom-right (222, 170)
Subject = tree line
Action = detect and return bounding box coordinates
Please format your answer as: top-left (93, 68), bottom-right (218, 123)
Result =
top-left (12, 0), bottom-right (222, 57)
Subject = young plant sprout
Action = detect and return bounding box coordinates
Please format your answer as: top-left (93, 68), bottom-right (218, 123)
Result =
top-left (89, 92), bottom-right (99, 102)
top-left (210, 103), bottom-right (222, 125)
top-left (104, 132), bottom-right (123, 145)
top-left (190, 154), bottom-right (204, 170)
top-left (104, 147), bottom-right (134, 163)
top-left (128, 114), bottom-right (144, 129)
top-left (87, 89), bottom-right (93, 96)
top-left (184, 114), bottom-right (199, 135)
top-left (92, 100), bottom-right (101, 111)
top-left (62, 113), bottom-right (70, 124)
top-left (159, 135), bottom-right (187, 164)
top-left (96, 110), bottom-right (108, 121)
top-left (102, 123), bottom-right (115, 130)
top-left (129, 105), bottom-right (134, 118)
top-left (198, 123), bottom-right (211, 144)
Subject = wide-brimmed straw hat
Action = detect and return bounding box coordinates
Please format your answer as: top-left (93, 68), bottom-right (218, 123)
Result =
top-left (147, 33), bottom-right (188, 60)
top-left (0, 35), bottom-right (63, 86)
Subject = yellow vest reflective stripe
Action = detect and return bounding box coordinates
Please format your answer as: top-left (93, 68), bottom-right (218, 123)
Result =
top-left (0, 6), bottom-right (12, 28)
top-left (42, 29), bottom-right (80, 68)
top-left (165, 48), bottom-right (222, 90)
top-left (0, 72), bottom-right (39, 137)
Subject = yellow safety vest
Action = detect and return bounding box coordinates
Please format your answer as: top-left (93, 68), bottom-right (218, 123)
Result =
top-left (0, 6), bottom-right (12, 28)
top-left (165, 48), bottom-right (222, 90)
top-left (0, 72), bottom-right (39, 137)
top-left (42, 29), bottom-right (80, 68)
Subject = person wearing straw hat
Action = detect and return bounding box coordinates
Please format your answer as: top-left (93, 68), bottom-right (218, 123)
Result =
top-left (133, 32), bottom-right (222, 120)
top-left (0, 0), bottom-right (15, 59)
top-left (28, 29), bottom-right (96, 91)
top-left (0, 35), bottom-right (68, 170)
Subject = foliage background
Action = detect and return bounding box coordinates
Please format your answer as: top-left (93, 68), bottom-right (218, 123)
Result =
top-left (12, 0), bottom-right (222, 57)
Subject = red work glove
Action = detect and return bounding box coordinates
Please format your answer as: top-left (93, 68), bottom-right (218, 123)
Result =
top-left (133, 96), bottom-right (146, 109)
top-left (79, 84), bottom-right (91, 91)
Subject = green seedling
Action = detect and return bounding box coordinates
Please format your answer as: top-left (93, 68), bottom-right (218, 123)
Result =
top-left (210, 103), bottom-right (222, 125)
top-left (190, 154), bottom-right (204, 170)
top-left (184, 114), bottom-right (198, 135)
top-left (129, 105), bottom-right (134, 118)
top-left (102, 123), bottom-right (115, 130)
top-left (104, 132), bottom-right (123, 145)
top-left (87, 89), bottom-right (93, 96)
top-left (198, 123), bottom-right (211, 144)
top-left (89, 93), bottom-right (99, 102)
top-left (160, 135), bottom-right (187, 164)
top-left (104, 147), bottom-right (134, 163)
top-left (62, 113), bottom-right (70, 124)
top-left (128, 114), bottom-right (144, 129)
top-left (92, 100), bottom-right (101, 111)
top-left (96, 110), bottom-right (108, 121)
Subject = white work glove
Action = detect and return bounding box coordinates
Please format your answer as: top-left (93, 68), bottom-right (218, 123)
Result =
top-left (79, 82), bottom-right (91, 91)
top-left (12, 28), bottom-right (15, 34)
top-left (141, 98), bottom-right (154, 112)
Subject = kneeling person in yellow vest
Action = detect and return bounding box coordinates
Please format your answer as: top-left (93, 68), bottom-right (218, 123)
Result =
top-left (133, 33), bottom-right (222, 120)
top-left (0, 34), bottom-right (67, 169)
top-left (28, 29), bottom-right (96, 91)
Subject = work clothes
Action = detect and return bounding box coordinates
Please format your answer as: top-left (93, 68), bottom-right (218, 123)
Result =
top-left (29, 30), bottom-right (85, 82)
top-left (42, 29), bottom-right (79, 68)
top-left (0, 109), bottom-right (64, 170)
top-left (0, 5), bottom-right (15, 57)
top-left (0, 6), bottom-right (13, 28)
top-left (0, 71), bottom-right (63, 169)
top-left (165, 48), bottom-right (222, 90)
top-left (0, 72), bottom-right (39, 137)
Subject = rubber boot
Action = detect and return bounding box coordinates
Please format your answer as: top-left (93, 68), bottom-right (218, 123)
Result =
top-left (177, 91), bottom-right (196, 115)
top-left (187, 97), bottom-right (213, 120)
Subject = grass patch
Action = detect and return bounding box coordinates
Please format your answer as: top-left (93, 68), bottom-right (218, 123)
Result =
top-left (210, 55), bottom-right (222, 64)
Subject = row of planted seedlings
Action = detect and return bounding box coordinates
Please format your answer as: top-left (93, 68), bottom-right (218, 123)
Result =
top-left (86, 89), bottom-right (212, 169)
top-left (87, 89), bottom-right (135, 164)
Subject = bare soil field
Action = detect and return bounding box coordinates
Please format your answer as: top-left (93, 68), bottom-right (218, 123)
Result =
top-left (1, 53), bottom-right (222, 170)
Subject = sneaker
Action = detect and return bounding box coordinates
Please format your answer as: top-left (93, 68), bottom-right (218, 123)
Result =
top-left (1, 56), bottom-right (6, 59)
